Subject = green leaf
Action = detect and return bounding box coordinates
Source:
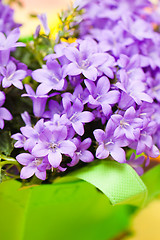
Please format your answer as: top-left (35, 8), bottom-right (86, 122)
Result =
top-left (0, 166), bottom-right (1, 183)
top-left (0, 179), bottom-right (135, 240)
top-left (63, 160), bottom-right (148, 207)
top-left (19, 36), bottom-right (34, 43)
top-left (141, 164), bottom-right (160, 204)
top-left (0, 130), bottom-right (14, 155)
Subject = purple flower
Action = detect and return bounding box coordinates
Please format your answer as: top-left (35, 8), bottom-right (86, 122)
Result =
top-left (22, 84), bottom-right (55, 117)
top-left (127, 152), bottom-right (145, 176)
top-left (111, 106), bottom-right (143, 141)
top-left (0, 60), bottom-right (26, 89)
top-left (43, 99), bottom-right (63, 119)
top-left (38, 13), bottom-right (50, 35)
top-left (129, 120), bottom-right (159, 158)
top-left (44, 42), bottom-right (72, 66)
top-left (64, 38), bottom-right (108, 81)
top-left (68, 75), bottom-right (83, 87)
top-left (32, 126), bottom-right (76, 168)
top-left (85, 76), bottom-right (120, 116)
top-left (34, 25), bottom-right (41, 38)
top-left (93, 120), bottom-right (126, 163)
top-left (16, 153), bottom-right (51, 180)
top-left (12, 112), bottom-right (32, 148)
top-left (139, 41), bottom-right (160, 69)
top-left (0, 2), bottom-right (21, 35)
top-left (118, 91), bottom-right (135, 111)
top-left (116, 54), bottom-right (153, 105)
top-left (98, 53), bottom-right (115, 79)
top-left (92, 106), bottom-right (108, 124)
top-left (116, 70), bottom-right (153, 105)
top-left (32, 59), bottom-right (67, 94)
top-left (20, 119), bottom-right (45, 152)
top-left (62, 98), bottom-right (94, 136)
top-left (74, 0), bottom-right (89, 9)
top-left (120, 15), bottom-right (155, 41)
top-left (21, 111), bottom-right (31, 126)
top-left (12, 133), bottom-right (26, 148)
top-left (0, 91), bottom-right (12, 129)
top-left (68, 137), bottom-right (94, 166)
top-left (0, 28), bottom-right (25, 66)
top-left (44, 117), bottom-right (75, 140)
top-left (0, 28), bottom-right (25, 50)
top-left (62, 83), bottom-right (89, 105)
top-left (145, 145), bottom-right (160, 159)
top-left (96, 26), bottom-right (134, 57)
top-left (146, 72), bottom-right (160, 101)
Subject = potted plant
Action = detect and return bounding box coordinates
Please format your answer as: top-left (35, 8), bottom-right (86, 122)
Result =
top-left (1, 0), bottom-right (160, 239)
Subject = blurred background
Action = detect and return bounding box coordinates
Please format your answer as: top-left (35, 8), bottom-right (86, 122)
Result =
top-left (8, 0), bottom-right (160, 239)
top-left (11, 0), bottom-right (73, 36)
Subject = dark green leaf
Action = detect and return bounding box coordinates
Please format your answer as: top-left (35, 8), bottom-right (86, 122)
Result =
top-left (0, 130), bottom-right (14, 155)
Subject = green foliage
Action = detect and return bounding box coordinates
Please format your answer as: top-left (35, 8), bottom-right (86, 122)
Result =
top-left (0, 130), bottom-right (14, 155)
top-left (0, 130), bottom-right (20, 182)
top-left (57, 5), bottom-right (83, 41)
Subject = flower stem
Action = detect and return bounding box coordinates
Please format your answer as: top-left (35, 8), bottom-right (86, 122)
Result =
top-left (0, 154), bottom-right (21, 171)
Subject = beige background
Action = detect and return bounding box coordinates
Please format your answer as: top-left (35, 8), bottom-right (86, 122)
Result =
top-left (12, 0), bottom-right (73, 36)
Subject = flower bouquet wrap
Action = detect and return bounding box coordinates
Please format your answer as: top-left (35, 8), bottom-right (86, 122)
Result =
top-left (1, 0), bottom-right (160, 239)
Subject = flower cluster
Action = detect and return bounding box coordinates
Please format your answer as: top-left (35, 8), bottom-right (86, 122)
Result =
top-left (11, 0), bottom-right (160, 180)
top-left (0, 0), bottom-right (28, 131)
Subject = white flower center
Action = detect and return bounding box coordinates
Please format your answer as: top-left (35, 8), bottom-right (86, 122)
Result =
top-left (7, 73), bottom-right (14, 81)
top-left (49, 143), bottom-right (58, 151)
top-left (81, 59), bottom-right (90, 69)
top-left (120, 119), bottom-right (130, 128)
top-left (33, 158), bottom-right (43, 166)
top-left (105, 140), bottom-right (114, 149)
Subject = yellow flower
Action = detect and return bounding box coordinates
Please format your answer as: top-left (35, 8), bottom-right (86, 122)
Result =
top-left (48, 15), bottom-right (61, 39)
top-left (61, 37), bottom-right (77, 43)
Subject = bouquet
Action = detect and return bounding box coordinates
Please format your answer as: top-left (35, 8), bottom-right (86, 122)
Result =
top-left (1, 0), bottom-right (160, 239)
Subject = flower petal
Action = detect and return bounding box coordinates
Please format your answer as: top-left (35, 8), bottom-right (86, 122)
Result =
top-left (72, 121), bottom-right (84, 136)
top-left (59, 140), bottom-right (76, 155)
top-left (96, 144), bottom-right (109, 159)
top-left (16, 153), bottom-right (34, 165)
top-left (20, 166), bottom-right (36, 179)
top-left (48, 150), bottom-right (62, 168)
top-left (0, 107), bottom-right (12, 120)
top-left (110, 147), bottom-right (126, 163)
top-left (82, 66), bottom-right (97, 81)
top-left (35, 170), bottom-right (46, 180)
top-left (65, 62), bottom-right (82, 76)
top-left (79, 150), bottom-right (94, 162)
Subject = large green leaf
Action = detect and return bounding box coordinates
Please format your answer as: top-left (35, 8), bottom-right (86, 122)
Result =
top-left (0, 179), bottom-right (134, 240)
